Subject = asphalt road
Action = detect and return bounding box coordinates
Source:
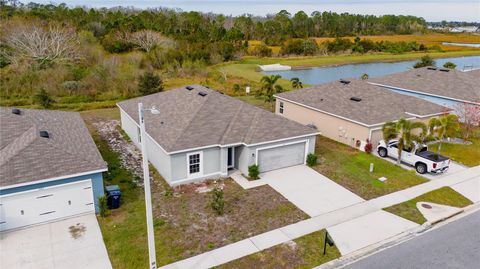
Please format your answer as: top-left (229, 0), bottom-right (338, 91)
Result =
top-left (344, 210), bottom-right (480, 269)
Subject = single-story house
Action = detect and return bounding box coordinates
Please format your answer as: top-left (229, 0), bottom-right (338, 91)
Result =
top-left (117, 85), bottom-right (318, 186)
top-left (274, 79), bottom-right (449, 149)
top-left (0, 107), bottom-right (107, 231)
top-left (369, 67), bottom-right (480, 110)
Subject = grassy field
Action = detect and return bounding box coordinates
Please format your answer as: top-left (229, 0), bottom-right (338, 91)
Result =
top-left (428, 127), bottom-right (480, 167)
top-left (313, 136), bottom-right (428, 200)
top-left (218, 230), bottom-right (341, 269)
top-left (81, 108), bottom-right (308, 268)
top-left (384, 187), bottom-right (472, 224)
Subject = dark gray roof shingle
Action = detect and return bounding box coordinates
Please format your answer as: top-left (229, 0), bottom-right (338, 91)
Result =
top-left (275, 79), bottom-right (449, 126)
top-left (369, 67), bottom-right (480, 103)
top-left (117, 85), bottom-right (318, 152)
top-left (0, 108), bottom-right (107, 188)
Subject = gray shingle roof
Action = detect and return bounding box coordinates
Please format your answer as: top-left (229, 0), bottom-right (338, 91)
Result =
top-left (275, 79), bottom-right (449, 126)
top-left (369, 67), bottom-right (480, 103)
top-left (0, 107), bottom-right (107, 188)
top-left (117, 85), bottom-right (318, 152)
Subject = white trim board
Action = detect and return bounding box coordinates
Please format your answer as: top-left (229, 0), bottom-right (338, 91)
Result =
top-left (0, 169), bottom-right (106, 191)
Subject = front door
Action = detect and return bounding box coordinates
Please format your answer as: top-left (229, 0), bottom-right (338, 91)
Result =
top-left (227, 147), bottom-right (234, 169)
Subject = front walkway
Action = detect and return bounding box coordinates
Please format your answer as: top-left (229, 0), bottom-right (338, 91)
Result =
top-left (0, 214), bottom-right (112, 269)
top-left (260, 165), bottom-right (364, 217)
top-left (160, 165), bottom-right (480, 269)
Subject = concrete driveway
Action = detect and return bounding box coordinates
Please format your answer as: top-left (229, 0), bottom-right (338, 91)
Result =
top-left (0, 214), bottom-right (112, 269)
top-left (261, 165), bottom-right (364, 217)
top-left (327, 210), bottom-right (419, 255)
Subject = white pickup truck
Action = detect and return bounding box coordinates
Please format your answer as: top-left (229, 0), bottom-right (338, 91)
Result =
top-left (377, 140), bottom-right (450, 174)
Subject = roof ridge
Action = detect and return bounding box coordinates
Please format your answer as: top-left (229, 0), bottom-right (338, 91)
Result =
top-left (0, 125), bottom-right (37, 167)
top-left (243, 108), bottom-right (262, 143)
top-left (169, 89), bottom-right (211, 149)
top-left (219, 102), bottom-right (246, 145)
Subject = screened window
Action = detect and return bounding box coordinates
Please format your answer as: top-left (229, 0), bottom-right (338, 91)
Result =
top-left (189, 153), bottom-right (201, 174)
top-left (279, 102), bottom-right (284, 114)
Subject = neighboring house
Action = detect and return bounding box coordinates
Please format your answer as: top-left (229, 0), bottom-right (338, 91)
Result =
top-left (0, 108), bottom-right (107, 231)
top-left (369, 67), bottom-right (480, 111)
top-left (117, 85), bottom-right (318, 186)
top-left (274, 79), bottom-right (449, 149)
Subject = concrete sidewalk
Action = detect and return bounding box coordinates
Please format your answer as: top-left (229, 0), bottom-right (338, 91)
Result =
top-left (160, 165), bottom-right (480, 269)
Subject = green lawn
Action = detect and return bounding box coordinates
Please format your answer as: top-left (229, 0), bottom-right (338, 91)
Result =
top-left (218, 230), bottom-right (340, 269)
top-left (428, 128), bottom-right (480, 167)
top-left (313, 136), bottom-right (428, 200)
top-left (81, 108), bottom-right (308, 268)
top-left (384, 187), bottom-right (472, 224)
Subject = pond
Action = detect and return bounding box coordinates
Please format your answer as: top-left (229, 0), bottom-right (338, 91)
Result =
top-left (263, 55), bottom-right (480, 85)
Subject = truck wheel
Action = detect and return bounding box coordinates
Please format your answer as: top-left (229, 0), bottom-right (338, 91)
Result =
top-left (378, 147), bottom-right (387, 157)
top-left (416, 163), bottom-right (427, 174)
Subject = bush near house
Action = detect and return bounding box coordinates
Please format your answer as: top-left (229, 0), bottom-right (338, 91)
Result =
top-left (248, 164), bottom-right (260, 180)
top-left (210, 186), bottom-right (225, 216)
top-left (306, 153), bottom-right (318, 167)
top-left (98, 195), bottom-right (109, 218)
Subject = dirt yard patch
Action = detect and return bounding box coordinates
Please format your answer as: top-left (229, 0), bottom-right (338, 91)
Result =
top-left (82, 108), bottom-right (308, 268)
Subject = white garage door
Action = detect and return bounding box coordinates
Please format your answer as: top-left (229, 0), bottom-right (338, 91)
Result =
top-left (0, 180), bottom-right (95, 231)
top-left (258, 142), bottom-right (306, 172)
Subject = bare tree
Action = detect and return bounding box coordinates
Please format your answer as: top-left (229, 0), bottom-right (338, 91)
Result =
top-left (3, 22), bottom-right (80, 65)
top-left (129, 30), bottom-right (174, 52)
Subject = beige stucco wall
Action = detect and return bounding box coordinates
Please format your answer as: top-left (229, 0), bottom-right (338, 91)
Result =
top-left (276, 99), bottom-right (371, 148)
top-left (276, 99), bottom-right (443, 149)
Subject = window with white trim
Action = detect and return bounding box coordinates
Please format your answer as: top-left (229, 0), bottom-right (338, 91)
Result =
top-left (279, 101), bottom-right (284, 114)
top-left (188, 153), bottom-right (201, 174)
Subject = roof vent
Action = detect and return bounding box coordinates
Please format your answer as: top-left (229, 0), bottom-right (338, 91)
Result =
top-left (12, 108), bottom-right (21, 115)
top-left (198, 91), bottom-right (207, 97)
top-left (439, 68), bottom-right (450, 72)
top-left (39, 131), bottom-right (50, 138)
top-left (186, 86), bottom-right (194, 91)
top-left (350, 97), bottom-right (362, 102)
top-left (307, 123), bottom-right (317, 129)
top-left (427, 67), bottom-right (437, 70)
top-left (339, 79), bottom-right (351, 85)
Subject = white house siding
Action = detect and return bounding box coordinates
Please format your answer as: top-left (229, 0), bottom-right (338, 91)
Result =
top-left (120, 108), bottom-right (172, 182)
top-left (238, 136), bottom-right (316, 176)
top-left (170, 147), bottom-right (223, 185)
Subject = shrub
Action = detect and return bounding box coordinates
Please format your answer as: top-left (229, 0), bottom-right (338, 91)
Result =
top-left (252, 44), bottom-right (273, 57)
top-left (443, 62), bottom-right (456, 69)
top-left (281, 39), bottom-right (318, 55)
top-left (233, 83), bottom-right (241, 92)
top-left (248, 164), bottom-right (259, 179)
top-left (413, 55), bottom-right (435, 68)
top-left (306, 153), bottom-right (317, 167)
top-left (33, 88), bottom-right (55, 108)
top-left (98, 196), bottom-right (109, 218)
top-left (210, 186), bottom-right (225, 215)
top-left (364, 139), bottom-right (373, 154)
top-left (138, 71), bottom-right (164, 96)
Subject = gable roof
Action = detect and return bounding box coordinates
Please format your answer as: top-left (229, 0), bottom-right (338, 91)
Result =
top-left (369, 67), bottom-right (480, 104)
top-left (275, 79), bottom-right (449, 127)
top-left (0, 107), bottom-right (107, 189)
top-left (117, 85), bottom-right (318, 153)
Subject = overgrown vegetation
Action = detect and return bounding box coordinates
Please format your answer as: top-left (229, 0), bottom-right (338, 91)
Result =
top-left (98, 195), bottom-right (109, 218)
top-left (210, 186), bottom-right (225, 216)
top-left (384, 187), bottom-right (472, 224)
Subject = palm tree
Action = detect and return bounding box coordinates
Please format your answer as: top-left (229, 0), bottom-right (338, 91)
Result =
top-left (261, 74), bottom-right (283, 105)
top-left (290, 77), bottom-right (303, 89)
top-left (382, 118), bottom-right (427, 165)
top-left (428, 114), bottom-right (459, 154)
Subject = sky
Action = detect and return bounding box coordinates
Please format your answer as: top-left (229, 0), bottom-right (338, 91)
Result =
top-left (31, 0), bottom-right (480, 22)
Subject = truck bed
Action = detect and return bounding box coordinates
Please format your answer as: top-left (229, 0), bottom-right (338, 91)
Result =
top-left (417, 151), bottom-right (449, 162)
